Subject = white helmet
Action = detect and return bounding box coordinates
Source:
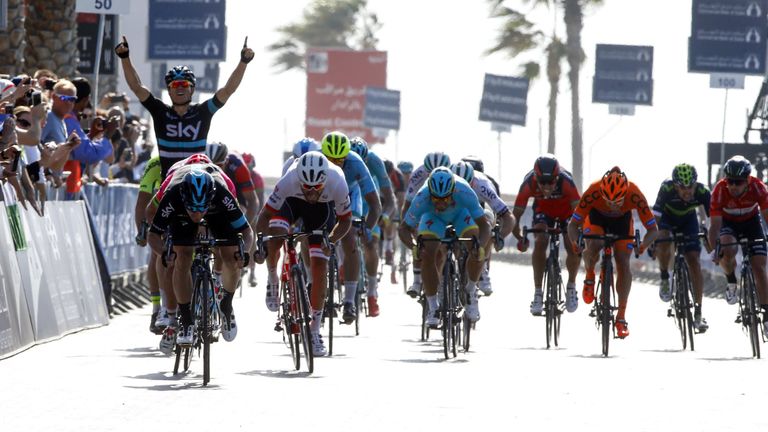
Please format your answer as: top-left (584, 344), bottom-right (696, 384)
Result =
top-left (206, 142), bottom-right (228, 164)
top-left (297, 151), bottom-right (328, 187)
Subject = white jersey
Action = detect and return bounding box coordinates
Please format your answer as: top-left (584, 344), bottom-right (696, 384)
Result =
top-left (405, 164), bottom-right (430, 202)
top-left (470, 171), bottom-right (508, 215)
top-left (267, 159), bottom-right (351, 216)
top-left (281, 156), bottom-right (297, 175)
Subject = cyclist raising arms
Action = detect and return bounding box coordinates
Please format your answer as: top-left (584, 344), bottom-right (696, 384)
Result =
top-left (255, 151), bottom-right (352, 356)
top-left (652, 163), bottom-right (711, 332)
top-left (399, 167), bottom-right (491, 327)
top-left (567, 167), bottom-right (658, 339)
top-left (709, 156), bottom-right (768, 335)
top-left (512, 155), bottom-right (581, 314)
top-left (115, 35), bottom-right (254, 175)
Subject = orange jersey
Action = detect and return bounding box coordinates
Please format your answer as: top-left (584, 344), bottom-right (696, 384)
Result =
top-left (572, 180), bottom-right (657, 229)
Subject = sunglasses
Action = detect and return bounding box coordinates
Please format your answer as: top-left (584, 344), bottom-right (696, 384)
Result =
top-left (56, 94), bottom-right (77, 102)
top-left (169, 80), bottom-right (192, 89)
top-left (604, 197), bottom-right (625, 207)
top-left (727, 178), bottom-right (746, 186)
top-left (301, 183), bottom-right (324, 191)
top-left (328, 157), bottom-right (346, 166)
top-left (185, 205), bottom-right (208, 213)
top-left (430, 195), bottom-right (452, 204)
top-left (16, 118), bottom-right (31, 127)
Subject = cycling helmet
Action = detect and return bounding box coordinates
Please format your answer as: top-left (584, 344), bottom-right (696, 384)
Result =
top-left (461, 155), bottom-right (485, 173)
top-left (321, 131), bottom-right (350, 159)
top-left (600, 166), bottom-right (629, 202)
top-left (350, 137), bottom-right (369, 160)
top-left (180, 167), bottom-right (216, 212)
top-left (397, 161), bottom-right (414, 174)
top-left (671, 163), bottom-right (697, 187)
top-left (723, 155), bottom-right (752, 179)
top-left (424, 152), bottom-right (451, 172)
top-left (164, 65), bottom-right (196, 87)
top-left (451, 161), bottom-right (475, 183)
top-left (297, 151), bottom-right (328, 187)
top-left (205, 142), bottom-right (228, 164)
top-left (292, 137), bottom-right (320, 158)
top-left (185, 153), bottom-right (211, 165)
top-left (242, 152), bottom-right (255, 169)
top-left (534, 154), bottom-right (560, 183)
top-left (428, 167), bottom-right (456, 198)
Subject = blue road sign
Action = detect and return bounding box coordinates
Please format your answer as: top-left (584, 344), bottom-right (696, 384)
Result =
top-left (148, 0), bottom-right (227, 61)
top-left (478, 74), bottom-right (528, 126)
top-left (689, 0), bottom-right (768, 75)
top-left (363, 87), bottom-right (401, 130)
top-left (593, 44), bottom-right (654, 106)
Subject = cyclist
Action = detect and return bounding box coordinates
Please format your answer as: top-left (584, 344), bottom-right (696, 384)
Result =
top-left (461, 155), bottom-right (500, 293)
top-left (206, 142), bottom-right (259, 224)
top-left (567, 167), bottom-right (658, 339)
top-left (350, 137), bottom-right (396, 315)
top-left (512, 155), bottom-right (581, 314)
top-left (115, 35), bottom-right (254, 176)
top-left (147, 167), bottom-right (253, 346)
top-left (384, 159), bottom-right (406, 281)
top-left (709, 155), bottom-right (768, 336)
top-left (399, 167), bottom-right (490, 327)
top-left (652, 163), bottom-right (711, 332)
top-left (451, 160), bottom-right (515, 296)
top-left (398, 161), bottom-right (414, 187)
top-left (255, 151), bottom-right (352, 356)
top-left (402, 152), bottom-right (451, 298)
top-left (282, 137), bottom-right (321, 174)
top-left (242, 152), bottom-right (265, 287)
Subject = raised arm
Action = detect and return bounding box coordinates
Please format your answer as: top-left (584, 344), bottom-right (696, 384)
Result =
top-left (214, 36), bottom-right (254, 104)
top-left (115, 36), bottom-right (151, 102)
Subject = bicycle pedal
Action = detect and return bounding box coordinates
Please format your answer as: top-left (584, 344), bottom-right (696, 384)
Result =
top-left (589, 309), bottom-right (596, 318)
top-left (735, 315), bottom-right (742, 324)
top-left (274, 323), bottom-right (283, 332)
top-left (667, 309), bottom-right (673, 318)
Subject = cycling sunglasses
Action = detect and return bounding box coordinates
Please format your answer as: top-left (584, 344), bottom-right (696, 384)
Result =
top-left (301, 183), bottom-right (324, 191)
top-left (430, 195), bottom-right (452, 204)
top-left (16, 118), bottom-right (32, 127)
top-left (55, 94), bottom-right (77, 102)
top-left (727, 178), bottom-right (746, 186)
top-left (169, 80), bottom-right (192, 89)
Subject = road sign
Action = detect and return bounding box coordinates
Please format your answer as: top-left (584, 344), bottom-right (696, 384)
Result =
top-left (478, 73), bottom-right (529, 126)
top-left (305, 49), bottom-right (387, 143)
top-left (76, 0), bottom-right (130, 15)
top-left (689, 0), bottom-right (768, 75)
top-left (363, 87), bottom-right (400, 130)
top-left (593, 44), bottom-right (654, 106)
top-left (76, 13), bottom-right (116, 75)
top-left (709, 73), bottom-right (746, 89)
top-left (148, 0), bottom-right (227, 61)
top-left (608, 104), bottom-right (636, 116)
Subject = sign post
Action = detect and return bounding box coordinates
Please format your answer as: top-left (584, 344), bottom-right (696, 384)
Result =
top-left (148, 0), bottom-right (227, 61)
top-left (592, 44), bottom-right (654, 115)
top-left (363, 86), bottom-right (401, 155)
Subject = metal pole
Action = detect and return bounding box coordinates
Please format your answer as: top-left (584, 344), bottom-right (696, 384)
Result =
top-left (719, 88), bottom-right (730, 175)
top-left (497, 130), bottom-right (503, 185)
top-left (92, 14), bottom-right (105, 108)
top-left (395, 130), bottom-right (399, 162)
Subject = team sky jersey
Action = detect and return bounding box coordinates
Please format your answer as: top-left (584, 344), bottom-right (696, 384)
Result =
top-left (514, 169), bottom-right (580, 221)
top-left (266, 158), bottom-right (352, 217)
top-left (710, 176), bottom-right (768, 222)
top-left (150, 182), bottom-right (249, 235)
top-left (572, 180), bottom-right (656, 229)
top-left (141, 93), bottom-right (224, 176)
top-left (404, 176), bottom-right (486, 228)
top-left (405, 165), bottom-right (430, 202)
top-left (652, 180), bottom-right (711, 219)
top-left (154, 157), bottom-right (236, 204)
top-left (341, 151), bottom-right (376, 196)
top-left (364, 151), bottom-right (392, 190)
top-left (470, 171), bottom-right (509, 215)
top-left (139, 156), bottom-right (162, 194)
top-left (221, 152), bottom-right (255, 203)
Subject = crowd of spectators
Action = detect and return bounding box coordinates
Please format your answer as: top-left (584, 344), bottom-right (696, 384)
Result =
top-left (0, 69), bottom-right (154, 214)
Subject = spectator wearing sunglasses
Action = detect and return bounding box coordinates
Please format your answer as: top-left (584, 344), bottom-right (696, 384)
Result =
top-left (40, 79), bottom-right (85, 199)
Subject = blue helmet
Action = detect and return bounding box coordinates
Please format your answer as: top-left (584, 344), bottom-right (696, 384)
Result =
top-left (164, 65), bottom-right (196, 87)
top-left (397, 161), bottom-right (414, 174)
top-left (292, 137), bottom-right (320, 158)
top-left (451, 161), bottom-right (474, 183)
top-left (424, 152), bottom-right (451, 172)
top-left (180, 167), bottom-right (216, 212)
top-left (428, 167), bottom-right (455, 198)
top-left (350, 137), bottom-right (369, 160)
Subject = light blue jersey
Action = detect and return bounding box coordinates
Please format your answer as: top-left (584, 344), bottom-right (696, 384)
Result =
top-left (364, 151), bottom-right (391, 191)
top-left (341, 151), bottom-right (376, 195)
top-left (404, 176), bottom-right (485, 237)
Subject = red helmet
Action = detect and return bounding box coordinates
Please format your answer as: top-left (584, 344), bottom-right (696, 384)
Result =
top-left (600, 166), bottom-right (629, 201)
top-left (185, 153), bottom-right (211, 165)
top-left (242, 152), bottom-right (255, 169)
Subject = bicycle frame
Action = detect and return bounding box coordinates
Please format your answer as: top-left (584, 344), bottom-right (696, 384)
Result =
top-left (523, 222), bottom-right (565, 349)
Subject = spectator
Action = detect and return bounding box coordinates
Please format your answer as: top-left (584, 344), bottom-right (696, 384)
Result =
top-left (40, 79), bottom-right (83, 200)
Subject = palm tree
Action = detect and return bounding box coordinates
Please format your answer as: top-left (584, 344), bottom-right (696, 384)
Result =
top-left (0, 0), bottom-right (26, 74)
top-left (24, 0), bottom-right (79, 78)
top-left (269, 0), bottom-right (381, 72)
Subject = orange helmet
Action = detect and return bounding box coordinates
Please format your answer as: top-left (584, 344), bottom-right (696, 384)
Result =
top-left (600, 166), bottom-right (628, 201)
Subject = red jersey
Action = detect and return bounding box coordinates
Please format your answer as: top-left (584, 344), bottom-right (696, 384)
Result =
top-left (514, 169), bottom-right (580, 221)
top-left (250, 168), bottom-right (264, 192)
top-left (710, 176), bottom-right (768, 222)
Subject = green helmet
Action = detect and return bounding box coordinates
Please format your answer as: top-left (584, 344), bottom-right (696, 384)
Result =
top-left (672, 163), bottom-right (697, 187)
top-left (321, 131), bottom-right (350, 159)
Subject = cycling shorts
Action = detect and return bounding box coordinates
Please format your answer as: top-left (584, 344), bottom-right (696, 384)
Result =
top-left (720, 216), bottom-right (767, 256)
top-left (169, 213), bottom-right (243, 247)
top-left (658, 212), bottom-right (701, 253)
top-left (583, 209), bottom-right (634, 253)
top-left (271, 197), bottom-right (336, 247)
top-left (417, 207), bottom-right (478, 239)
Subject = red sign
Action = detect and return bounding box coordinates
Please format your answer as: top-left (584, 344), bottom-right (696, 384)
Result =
top-left (305, 49), bottom-right (387, 143)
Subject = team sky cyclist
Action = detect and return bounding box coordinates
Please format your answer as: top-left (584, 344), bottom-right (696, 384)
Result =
top-left (567, 167), bottom-right (658, 339)
top-left (254, 151), bottom-right (352, 357)
top-left (651, 163), bottom-right (711, 332)
top-left (349, 137), bottom-right (396, 311)
top-left (709, 155), bottom-right (768, 336)
top-left (115, 35), bottom-right (254, 176)
top-left (148, 167), bottom-right (253, 346)
top-left (451, 160), bottom-right (515, 296)
top-left (398, 167), bottom-right (491, 327)
top-left (512, 155), bottom-right (581, 315)
top-left (403, 152), bottom-right (452, 298)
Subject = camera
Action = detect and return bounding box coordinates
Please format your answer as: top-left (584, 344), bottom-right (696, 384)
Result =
top-left (25, 90), bottom-right (42, 107)
top-left (43, 79), bottom-right (57, 91)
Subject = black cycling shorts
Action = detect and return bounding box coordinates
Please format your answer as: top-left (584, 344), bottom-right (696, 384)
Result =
top-left (274, 197), bottom-right (335, 246)
top-left (720, 216), bottom-right (767, 256)
top-left (169, 212), bottom-right (243, 247)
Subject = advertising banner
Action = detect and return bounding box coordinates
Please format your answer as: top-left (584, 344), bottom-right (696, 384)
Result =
top-left (0, 206), bottom-right (34, 359)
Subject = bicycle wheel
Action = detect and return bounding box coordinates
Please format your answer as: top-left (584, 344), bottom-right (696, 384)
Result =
top-left (173, 344), bottom-right (182, 374)
top-left (678, 262), bottom-right (695, 351)
top-left (600, 263), bottom-right (613, 357)
top-left (462, 307), bottom-right (471, 352)
top-left (552, 262), bottom-right (563, 348)
top-left (419, 295), bottom-right (428, 341)
top-left (326, 255), bottom-right (338, 356)
top-left (293, 267), bottom-right (314, 373)
top-left (282, 279), bottom-right (300, 371)
top-left (198, 277), bottom-right (211, 386)
top-left (543, 259), bottom-right (553, 349)
top-left (442, 262), bottom-right (453, 360)
top-left (742, 271), bottom-right (761, 358)
top-left (671, 260), bottom-right (687, 350)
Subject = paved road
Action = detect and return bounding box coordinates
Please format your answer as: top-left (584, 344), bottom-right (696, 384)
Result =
top-left (2, 261), bottom-right (766, 431)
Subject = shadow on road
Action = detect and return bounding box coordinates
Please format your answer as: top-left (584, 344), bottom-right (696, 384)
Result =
top-left (697, 356), bottom-right (758, 362)
top-left (239, 369), bottom-right (319, 379)
top-left (124, 372), bottom-right (221, 390)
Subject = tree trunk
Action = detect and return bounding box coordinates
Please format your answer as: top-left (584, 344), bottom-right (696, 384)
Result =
top-left (0, 0), bottom-right (26, 75)
top-left (546, 40), bottom-right (563, 155)
top-left (563, 0), bottom-right (584, 188)
top-left (24, 0), bottom-right (78, 78)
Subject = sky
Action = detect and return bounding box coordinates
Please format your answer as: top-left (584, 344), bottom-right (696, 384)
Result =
top-left (126, 0), bottom-right (768, 197)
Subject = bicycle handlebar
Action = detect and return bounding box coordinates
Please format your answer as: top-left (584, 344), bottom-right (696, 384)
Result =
top-left (579, 230), bottom-right (641, 258)
top-left (256, 230), bottom-right (332, 258)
